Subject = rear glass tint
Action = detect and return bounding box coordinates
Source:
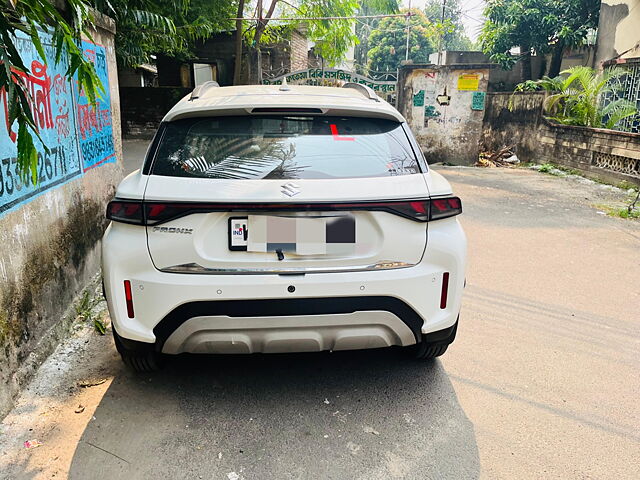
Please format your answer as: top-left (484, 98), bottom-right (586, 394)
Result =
top-left (151, 116), bottom-right (420, 179)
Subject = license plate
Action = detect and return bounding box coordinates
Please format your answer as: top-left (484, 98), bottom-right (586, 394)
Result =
top-left (228, 215), bottom-right (356, 254)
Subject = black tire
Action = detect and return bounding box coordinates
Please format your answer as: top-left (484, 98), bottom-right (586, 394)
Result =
top-left (409, 342), bottom-right (449, 360)
top-left (112, 327), bottom-right (162, 372)
top-left (407, 318), bottom-right (458, 360)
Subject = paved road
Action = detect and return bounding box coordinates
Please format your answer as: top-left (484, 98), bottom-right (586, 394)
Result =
top-left (2, 167), bottom-right (639, 479)
top-left (122, 138), bottom-right (150, 175)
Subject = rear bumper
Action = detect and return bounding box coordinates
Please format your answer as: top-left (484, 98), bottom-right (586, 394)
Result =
top-left (102, 217), bottom-right (466, 350)
top-left (158, 302), bottom-right (418, 354)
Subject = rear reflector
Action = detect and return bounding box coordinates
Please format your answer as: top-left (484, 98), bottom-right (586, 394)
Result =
top-left (124, 280), bottom-right (135, 318)
top-left (106, 197), bottom-right (462, 226)
top-left (440, 272), bottom-right (450, 309)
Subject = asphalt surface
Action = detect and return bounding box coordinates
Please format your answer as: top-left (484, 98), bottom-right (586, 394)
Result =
top-left (122, 138), bottom-right (149, 175)
top-left (2, 164), bottom-right (639, 479)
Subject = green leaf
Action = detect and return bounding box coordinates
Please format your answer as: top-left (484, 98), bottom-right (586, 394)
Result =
top-left (28, 20), bottom-right (46, 62)
top-left (94, 317), bottom-right (107, 335)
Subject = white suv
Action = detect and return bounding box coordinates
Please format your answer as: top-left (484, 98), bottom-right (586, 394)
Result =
top-left (102, 82), bottom-right (466, 371)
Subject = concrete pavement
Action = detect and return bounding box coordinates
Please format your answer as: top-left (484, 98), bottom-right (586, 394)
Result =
top-left (1, 166), bottom-right (638, 479)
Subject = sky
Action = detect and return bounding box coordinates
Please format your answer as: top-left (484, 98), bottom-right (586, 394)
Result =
top-left (402, 0), bottom-right (486, 41)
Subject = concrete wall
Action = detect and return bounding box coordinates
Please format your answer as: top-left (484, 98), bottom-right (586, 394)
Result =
top-left (397, 64), bottom-right (490, 165)
top-left (428, 49), bottom-right (595, 92)
top-left (595, 0), bottom-right (640, 66)
top-left (480, 92), bottom-right (640, 187)
top-left (480, 92), bottom-right (546, 161)
top-left (120, 87), bottom-right (190, 138)
top-left (537, 120), bottom-right (640, 186)
top-left (0, 12), bottom-right (122, 418)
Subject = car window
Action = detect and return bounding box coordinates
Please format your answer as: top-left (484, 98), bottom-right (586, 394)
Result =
top-left (150, 116), bottom-right (420, 179)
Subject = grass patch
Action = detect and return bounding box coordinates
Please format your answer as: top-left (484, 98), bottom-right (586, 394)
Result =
top-left (534, 163), bottom-right (567, 176)
top-left (75, 289), bottom-right (106, 335)
top-left (594, 204), bottom-right (640, 219)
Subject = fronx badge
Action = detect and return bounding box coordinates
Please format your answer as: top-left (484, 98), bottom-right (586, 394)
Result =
top-left (281, 182), bottom-right (301, 197)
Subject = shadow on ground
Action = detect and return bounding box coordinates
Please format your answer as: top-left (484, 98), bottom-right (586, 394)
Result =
top-left (68, 348), bottom-right (479, 479)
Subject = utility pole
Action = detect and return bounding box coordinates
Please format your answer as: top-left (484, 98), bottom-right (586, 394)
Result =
top-left (436, 0), bottom-right (446, 65)
top-left (405, 0), bottom-right (411, 61)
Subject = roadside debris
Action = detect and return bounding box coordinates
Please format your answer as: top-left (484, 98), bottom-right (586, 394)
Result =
top-left (77, 378), bottom-right (107, 388)
top-left (363, 426), bottom-right (380, 435)
top-left (24, 439), bottom-right (43, 449)
top-left (323, 398), bottom-right (330, 404)
top-left (74, 405), bottom-right (85, 414)
top-left (476, 146), bottom-right (520, 168)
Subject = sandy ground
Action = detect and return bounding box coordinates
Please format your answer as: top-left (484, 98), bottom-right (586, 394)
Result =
top-left (0, 166), bottom-right (638, 479)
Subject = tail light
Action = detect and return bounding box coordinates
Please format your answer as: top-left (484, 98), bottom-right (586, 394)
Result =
top-left (107, 200), bottom-right (144, 225)
top-left (430, 197), bottom-right (462, 220)
top-left (106, 197), bottom-right (462, 226)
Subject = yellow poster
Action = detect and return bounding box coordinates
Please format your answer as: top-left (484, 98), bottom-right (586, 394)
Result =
top-left (457, 74), bottom-right (480, 91)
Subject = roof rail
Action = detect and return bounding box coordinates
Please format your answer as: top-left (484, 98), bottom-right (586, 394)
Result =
top-left (342, 82), bottom-right (380, 102)
top-left (189, 81), bottom-right (220, 101)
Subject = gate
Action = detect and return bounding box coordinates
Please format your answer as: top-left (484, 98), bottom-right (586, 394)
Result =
top-left (262, 68), bottom-right (397, 105)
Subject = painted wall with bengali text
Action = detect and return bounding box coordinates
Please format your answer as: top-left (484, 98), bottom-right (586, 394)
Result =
top-left (0, 12), bottom-right (122, 419)
top-left (0, 31), bottom-right (116, 217)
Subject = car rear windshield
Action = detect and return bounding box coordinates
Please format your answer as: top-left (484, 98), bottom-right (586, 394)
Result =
top-left (150, 116), bottom-right (420, 180)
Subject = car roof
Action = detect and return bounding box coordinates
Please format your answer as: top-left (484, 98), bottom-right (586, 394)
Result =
top-left (163, 85), bottom-right (405, 123)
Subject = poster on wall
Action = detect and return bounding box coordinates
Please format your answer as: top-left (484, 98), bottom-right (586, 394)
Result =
top-left (76, 40), bottom-right (115, 172)
top-left (457, 74), bottom-right (480, 91)
top-left (472, 91), bottom-right (486, 110)
top-left (0, 30), bottom-right (83, 215)
top-left (0, 32), bottom-right (114, 217)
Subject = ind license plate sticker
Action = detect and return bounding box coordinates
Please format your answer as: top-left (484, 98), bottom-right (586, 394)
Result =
top-left (229, 218), bottom-right (248, 250)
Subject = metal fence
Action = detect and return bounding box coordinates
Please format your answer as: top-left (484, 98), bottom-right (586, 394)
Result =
top-left (602, 62), bottom-right (640, 133)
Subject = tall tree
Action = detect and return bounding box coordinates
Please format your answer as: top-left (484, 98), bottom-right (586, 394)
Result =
top-left (479, 0), bottom-right (554, 81)
top-left (244, 0), bottom-right (360, 84)
top-left (1, 0), bottom-right (102, 183)
top-left (480, 0), bottom-right (599, 82)
top-left (92, 0), bottom-right (236, 67)
top-left (233, 0), bottom-right (245, 84)
top-left (354, 0), bottom-right (400, 76)
top-left (366, 9), bottom-right (436, 73)
top-left (547, 0), bottom-right (599, 77)
top-left (423, 0), bottom-right (474, 52)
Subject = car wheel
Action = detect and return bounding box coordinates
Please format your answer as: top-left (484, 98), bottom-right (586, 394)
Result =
top-left (409, 341), bottom-right (449, 360)
top-left (112, 327), bottom-right (162, 372)
top-left (407, 318), bottom-right (458, 360)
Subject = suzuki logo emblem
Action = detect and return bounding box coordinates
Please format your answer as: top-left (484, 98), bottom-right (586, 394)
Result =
top-left (281, 182), bottom-right (301, 197)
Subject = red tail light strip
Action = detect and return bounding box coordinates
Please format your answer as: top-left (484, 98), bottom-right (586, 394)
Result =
top-left (106, 197), bottom-right (462, 226)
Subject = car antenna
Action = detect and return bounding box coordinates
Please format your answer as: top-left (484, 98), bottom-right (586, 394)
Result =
top-left (279, 77), bottom-right (290, 91)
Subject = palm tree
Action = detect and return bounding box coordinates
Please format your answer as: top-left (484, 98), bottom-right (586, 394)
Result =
top-left (542, 66), bottom-right (637, 130)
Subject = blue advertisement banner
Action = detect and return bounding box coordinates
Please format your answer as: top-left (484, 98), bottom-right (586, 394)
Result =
top-left (0, 31), bottom-right (115, 217)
